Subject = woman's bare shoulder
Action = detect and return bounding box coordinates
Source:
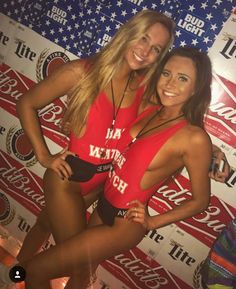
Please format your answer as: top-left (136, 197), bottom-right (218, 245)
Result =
top-left (43, 58), bottom-right (93, 93)
top-left (54, 58), bottom-right (90, 78)
top-left (180, 124), bottom-right (212, 149)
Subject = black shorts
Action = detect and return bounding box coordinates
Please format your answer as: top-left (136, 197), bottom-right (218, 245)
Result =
top-left (65, 155), bottom-right (111, 182)
top-left (96, 194), bottom-right (128, 226)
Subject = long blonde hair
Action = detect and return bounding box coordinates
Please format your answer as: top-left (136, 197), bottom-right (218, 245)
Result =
top-left (63, 10), bottom-right (175, 135)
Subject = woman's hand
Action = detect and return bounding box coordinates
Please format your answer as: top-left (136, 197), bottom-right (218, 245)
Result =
top-left (125, 200), bottom-right (154, 231)
top-left (39, 148), bottom-right (74, 180)
top-left (209, 145), bottom-right (230, 183)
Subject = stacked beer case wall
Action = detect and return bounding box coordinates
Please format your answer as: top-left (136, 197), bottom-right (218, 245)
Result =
top-left (0, 0), bottom-right (235, 288)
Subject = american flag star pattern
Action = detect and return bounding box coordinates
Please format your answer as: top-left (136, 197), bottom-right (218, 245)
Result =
top-left (173, 0), bottom-right (235, 51)
top-left (1, 0), bottom-right (234, 57)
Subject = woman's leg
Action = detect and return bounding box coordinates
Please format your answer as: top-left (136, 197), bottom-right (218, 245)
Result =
top-left (64, 208), bottom-right (104, 289)
top-left (63, 187), bottom-right (102, 289)
top-left (16, 179), bottom-right (101, 264)
top-left (15, 169), bottom-right (87, 264)
top-left (23, 210), bottom-right (146, 289)
top-left (16, 209), bottom-right (51, 262)
top-left (43, 169), bottom-right (102, 289)
top-left (11, 170), bottom-right (101, 288)
top-left (64, 264), bottom-right (97, 289)
top-left (43, 169), bottom-right (87, 243)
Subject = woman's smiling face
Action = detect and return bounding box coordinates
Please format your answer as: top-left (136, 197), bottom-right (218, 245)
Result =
top-left (157, 55), bottom-right (197, 110)
top-left (124, 22), bottom-right (171, 70)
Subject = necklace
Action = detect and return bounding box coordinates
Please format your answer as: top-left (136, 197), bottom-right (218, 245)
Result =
top-left (110, 73), bottom-right (132, 130)
top-left (112, 107), bottom-right (184, 167)
top-left (128, 107), bottom-right (184, 146)
top-left (100, 73), bottom-right (132, 159)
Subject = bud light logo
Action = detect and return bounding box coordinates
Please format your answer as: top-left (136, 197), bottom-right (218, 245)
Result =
top-left (47, 5), bottom-right (68, 26)
top-left (177, 10), bottom-right (209, 38)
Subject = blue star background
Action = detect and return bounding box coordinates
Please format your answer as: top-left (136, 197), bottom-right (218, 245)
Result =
top-left (1, 0), bottom-right (235, 57)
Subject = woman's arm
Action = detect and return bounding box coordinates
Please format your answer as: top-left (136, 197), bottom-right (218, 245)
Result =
top-left (126, 130), bottom-right (212, 231)
top-left (16, 60), bottom-right (83, 178)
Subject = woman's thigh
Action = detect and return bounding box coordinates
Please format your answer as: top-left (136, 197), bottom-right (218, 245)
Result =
top-left (43, 169), bottom-right (86, 243)
top-left (25, 217), bottom-right (146, 281)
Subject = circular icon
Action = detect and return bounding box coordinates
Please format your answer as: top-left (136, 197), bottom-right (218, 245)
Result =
top-left (9, 266), bottom-right (26, 283)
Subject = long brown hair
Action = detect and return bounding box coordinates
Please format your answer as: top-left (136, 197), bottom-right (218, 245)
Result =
top-left (146, 47), bottom-right (212, 127)
top-left (63, 10), bottom-right (175, 135)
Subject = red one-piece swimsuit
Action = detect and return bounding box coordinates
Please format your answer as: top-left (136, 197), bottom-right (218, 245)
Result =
top-left (104, 106), bottom-right (187, 208)
top-left (68, 86), bottom-right (144, 195)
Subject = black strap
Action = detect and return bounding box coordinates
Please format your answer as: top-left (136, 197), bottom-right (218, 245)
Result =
top-left (110, 73), bottom-right (132, 129)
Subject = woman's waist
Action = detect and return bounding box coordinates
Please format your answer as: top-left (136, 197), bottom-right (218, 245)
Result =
top-left (104, 181), bottom-right (149, 209)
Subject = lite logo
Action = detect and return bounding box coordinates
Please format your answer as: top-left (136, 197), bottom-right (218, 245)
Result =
top-left (220, 37), bottom-right (236, 59)
top-left (14, 40), bottom-right (36, 61)
top-left (169, 241), bottom-right (195, 266)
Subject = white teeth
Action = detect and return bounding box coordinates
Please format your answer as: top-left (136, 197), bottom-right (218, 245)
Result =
top-left (133, 52), bottom-right (143, 62)
top-left (164, 91), bottom-right (176, 97)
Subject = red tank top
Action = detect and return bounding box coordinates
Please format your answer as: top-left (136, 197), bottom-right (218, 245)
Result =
top-left (69, 87), bottom-right (144, 164)
top-left (104, 106), bottom-right (187, 208)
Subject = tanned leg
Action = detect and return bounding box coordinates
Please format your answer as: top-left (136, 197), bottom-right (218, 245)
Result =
top-left (23, 211), bottom-right (146, 289)
top-left (16, 209), bottom-right (51, 263)
top-left (43, 169), bottom-right (87, 243)
top-left (12, 170), bottom-right (101, 288)
top-left (16, 180), bottom-right (101, 264)
top-left (43, 169), bottom-right (102, 288)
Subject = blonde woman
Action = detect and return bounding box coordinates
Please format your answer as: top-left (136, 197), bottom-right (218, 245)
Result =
top-left (5, 9), bottom-right (174, 289)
